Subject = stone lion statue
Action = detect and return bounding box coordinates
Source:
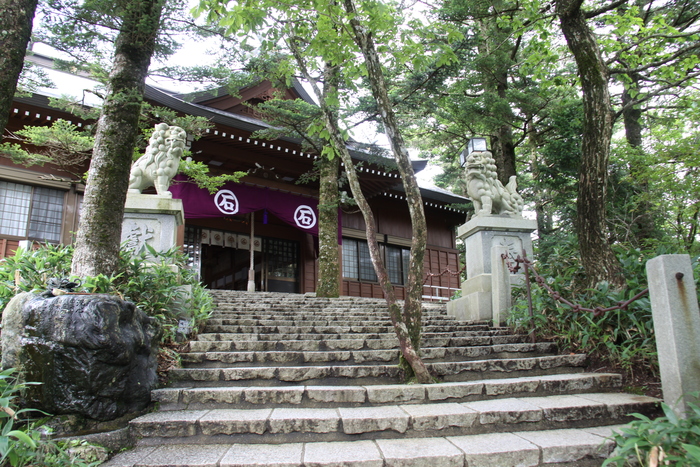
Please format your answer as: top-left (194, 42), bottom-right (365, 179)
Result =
top-left (128, 123), bottom-right (187, 198)
top-left (465, 150), bottom-right (524, 217)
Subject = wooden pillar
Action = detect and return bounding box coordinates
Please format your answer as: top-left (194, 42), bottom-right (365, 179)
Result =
top-left (247, 211), bottom-right (256, 292)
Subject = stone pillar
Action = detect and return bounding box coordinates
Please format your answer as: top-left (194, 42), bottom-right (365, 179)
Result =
top-left (646, 254), bottom-right (700, 417)
top-left (121, 194), bottom-right (184, 257)
top-left (491, 245), bottom-right (511, 325)
top-left (447, 216), bottom-right (537, 323)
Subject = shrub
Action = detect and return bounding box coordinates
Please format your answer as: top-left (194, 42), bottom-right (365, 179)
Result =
top-left (0, 243), bottom-right (212, 343)
top-left (0, 368), bottom-right (103, 467)
top-left (603, 398), bottom-right (700, 466)
top-left (507, 236), bottom-right (700, 376)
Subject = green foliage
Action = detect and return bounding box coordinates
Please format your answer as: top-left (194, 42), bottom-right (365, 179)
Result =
top-left (508, 237), bottom-right (700, 374)
top-left (0, 143), bottom-right (52, 167)
top-left (0, 370), bottom-right (37, 466)
top-left (178, 159), bottom-right (246, 194)
top-left (251, 98), bottom-right (326, 156)
top-left (0, 243), bottom-right (74, 310)
top-left (0, 243), bottom-right (213, 343)
top-left (603, 398), bottom-right (700, 466)
top-left (16, 61), bottom-right (55, 98)
top-left (0, 368), bottom-right (102, 467)
top-left (13, 120), bottom-right (93, 152)
top-left (0, 120), bottom-right (92, 181)
top-left (113, 245), bottom-right (213, 340)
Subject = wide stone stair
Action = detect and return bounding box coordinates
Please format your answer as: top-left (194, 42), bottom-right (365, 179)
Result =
top-left (105, 291), bottom-right (659, 466)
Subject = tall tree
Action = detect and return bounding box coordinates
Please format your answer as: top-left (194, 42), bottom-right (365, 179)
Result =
top-left (555, 0), bottom-right (625, 288)
top-left (294, 55), bottom-right (431, 382)
top-left (606, 0), bottom-right (700, 243)
top-left (315, 156), bottom-right (341, 297)
top-left (0, 0), bottom-right (39, 134)
top-left (194, 0), bottom-right (453, 381)
top-left (252, 97), bottom-right (342, 298)
top-left (71, 0), bottom-right (165, 276)
top-left (341, 0), bottom-right (430, 365)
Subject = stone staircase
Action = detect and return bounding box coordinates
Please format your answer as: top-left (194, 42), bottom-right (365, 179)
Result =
top-left (104, 291), bottom-right (659, 467)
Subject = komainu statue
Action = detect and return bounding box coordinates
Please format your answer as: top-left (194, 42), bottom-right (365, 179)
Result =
top-left (128, 123), bottom-right (187, 198)
top-left (465, 150), bottom-right (524, 217)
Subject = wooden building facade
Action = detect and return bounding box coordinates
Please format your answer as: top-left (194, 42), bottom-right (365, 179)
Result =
top-left (1, 65), bottom-right (468, 300)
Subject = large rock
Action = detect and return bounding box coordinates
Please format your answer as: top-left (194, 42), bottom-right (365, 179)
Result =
top-left (1, 293), bottom-right (160, 421)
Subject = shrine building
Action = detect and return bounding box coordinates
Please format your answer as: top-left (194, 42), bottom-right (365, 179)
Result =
top-left (0, 55), bottom-right (468, 300)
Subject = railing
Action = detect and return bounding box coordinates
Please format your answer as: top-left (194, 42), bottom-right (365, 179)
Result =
top-left (422, 267), bottom-right (464, 302)
top-left (502, 251), bottom-right (650, 341)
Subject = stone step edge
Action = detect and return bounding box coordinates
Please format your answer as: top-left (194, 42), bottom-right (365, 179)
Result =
top-left (153, 373), bottom-right (622, 409)
top-left (169, 354), bottom-right (589, 384)
top-left (130, 393), bottom-right (658, 442)
top-left (204, 322), bottom-right (485, 330)
top-left (188, 336), bottom-right (528, 352)
top-left (180, 343), bottom-right (559, 366)
top-left (200, 328), bottom-right (500, 336)
top-left (103, 425), bottom-right (624, 467)
top-left (194, 331), bottom-right (517, 341)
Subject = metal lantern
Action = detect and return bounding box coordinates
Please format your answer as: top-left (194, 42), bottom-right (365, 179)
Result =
top-left (460, 137), bottom-right (488, 167)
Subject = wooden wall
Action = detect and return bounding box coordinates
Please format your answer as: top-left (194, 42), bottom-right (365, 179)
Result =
top-left (340, 245), bottom-right (461, 301)
top-left (0, 239), bottom-right (19, 259)
top-left (337, 197), bottom-right (465, 300)
top-left (341, 197), bottom-right (464, 249)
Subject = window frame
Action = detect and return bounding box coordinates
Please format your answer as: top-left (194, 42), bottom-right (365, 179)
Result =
top-left (341, 237), bottom-right (410, 285)
top-left (0, 181), bottom-right (66, 244)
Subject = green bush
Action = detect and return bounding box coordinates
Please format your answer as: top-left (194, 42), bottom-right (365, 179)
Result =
top-left (0, 243), bottom-right (212, 343)
top-left (507, 236), bottom-right (700, 376)
top-left (0, 368), bottom-right (102, 467)
top-left (603, 398), bottom-right (700, 466)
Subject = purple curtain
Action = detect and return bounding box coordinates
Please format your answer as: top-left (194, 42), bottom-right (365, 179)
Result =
top-left (170, 176), bottom-right (319, 236)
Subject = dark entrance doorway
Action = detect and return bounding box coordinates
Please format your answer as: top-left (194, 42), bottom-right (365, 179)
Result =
top-left (184, 226), bottom-right (300, 292)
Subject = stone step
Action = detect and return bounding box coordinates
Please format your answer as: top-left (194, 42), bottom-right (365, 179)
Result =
top-left (105, 290), bottom-right (653, 467)
top-left (102, 425), bottom-right (625, 467)
top-left (208, 314), bottom-right (456, 322)
top-left (152, 373), bottom-right (623, 410)
top-left (208, 291), bottom-right (448, 304)
top-left (211, 300), bottom-right (446, 308)
top-left (207, 310), bottom-right (455, 317)
top-left (168, 354), bottom-right (588, 387)
top-left (180, 343), bottom-right (559, 368)
top-left (189, 334), bottom-right (530, 352)
top-left (127, 393), bottom-right (657, 446)
top-left (202, 324), bottom-right (492, 335)
top-left (195, 330), bottom-right (511, 342)
top-left (204, 318), bottom-right (481, 330)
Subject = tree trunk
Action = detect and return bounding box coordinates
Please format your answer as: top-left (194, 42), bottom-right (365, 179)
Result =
top-left (0, 0), bottom-right (38, 134)
top-left (316, 156), bottom-right (341, 297)
top-left (492, 123), bottom-right (517, 186)
top-left (71, 0), bottom-right (164, 277)
top-left (343, 0), bottom-right (431, 374)
top-left (475, 14), bottom-right (517, 185)
top-left (491, 65), bottom-right (517, 185)
top-left (556, 0), bottom-right (625, 288)
top-left (621, 73), bottom-right (656, 242)
top-left (289, 41), bottom-right (432, 384)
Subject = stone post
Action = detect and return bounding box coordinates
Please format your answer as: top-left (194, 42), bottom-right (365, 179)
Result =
top-left (646, 254), bottom-right (700, 417)
top-left (491, 245), bottom-right (511, 326)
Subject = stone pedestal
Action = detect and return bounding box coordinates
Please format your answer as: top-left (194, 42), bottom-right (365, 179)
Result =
top-left (121, 194), bottom-right (184, 256)
top-left (447, 215), bottom-right (537, 323)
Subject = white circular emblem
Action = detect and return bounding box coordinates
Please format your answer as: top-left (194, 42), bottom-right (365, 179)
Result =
top-left (294, 205), bottom-right (317, 229)
top-left (214, 189), bottom-right (239, 215)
